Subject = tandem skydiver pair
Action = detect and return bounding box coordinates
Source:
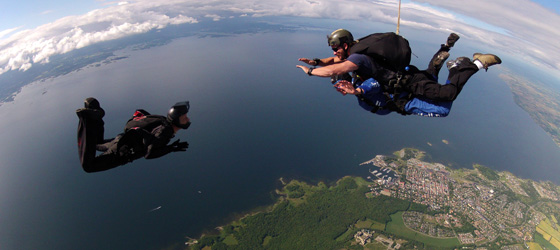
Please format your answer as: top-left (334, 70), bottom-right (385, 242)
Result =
top-left (297, 29), bottom-right (501, 117)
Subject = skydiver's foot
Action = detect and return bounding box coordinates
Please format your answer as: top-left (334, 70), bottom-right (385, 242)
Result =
top-left (446, 33), bottom-right (460, 47)
top-left (432, 51), bottom-right (450, 69)
top-left (446, 61), bottom-right (455, 70)
top-left (473, 53), bottom-right (502, 71)
top-left (76, 107), bottom-right (105, 120)
top-left (84, 97), bottom-right (101, 109)
top-left (446, 57), bottom-right (471, 70)
top-left (80, 97), bottom-right (105, 119)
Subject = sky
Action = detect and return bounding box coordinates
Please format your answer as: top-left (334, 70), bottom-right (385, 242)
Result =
top-left (1, 0), bottom-right (560, 78)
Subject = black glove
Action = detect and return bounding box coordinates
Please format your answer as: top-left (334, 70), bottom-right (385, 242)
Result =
top-left (170, 139), bottom-right (189, 152)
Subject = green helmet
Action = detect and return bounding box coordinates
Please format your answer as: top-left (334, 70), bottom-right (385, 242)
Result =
top-left (327, 29), bottom-right (354, 47)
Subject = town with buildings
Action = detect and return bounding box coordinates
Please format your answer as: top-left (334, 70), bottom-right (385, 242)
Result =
top-left (359, 148), bottom-right (560, 249)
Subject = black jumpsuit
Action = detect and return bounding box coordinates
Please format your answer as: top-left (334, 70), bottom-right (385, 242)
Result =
top-left (77, 109), bottom-right (176, 173)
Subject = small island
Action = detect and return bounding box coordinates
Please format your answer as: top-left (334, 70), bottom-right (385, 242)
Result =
top-left (186, 148), bottom-right (560, 250)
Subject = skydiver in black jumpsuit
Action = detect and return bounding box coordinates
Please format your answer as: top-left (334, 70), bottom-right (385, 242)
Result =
top-left (76, 98), bottom-right (190, 173)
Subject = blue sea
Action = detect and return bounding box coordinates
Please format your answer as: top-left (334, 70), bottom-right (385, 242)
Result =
top-left (0, 18), bottom-right (559, 250)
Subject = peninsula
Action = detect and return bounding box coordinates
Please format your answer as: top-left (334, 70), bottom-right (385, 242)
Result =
top-left (499, 69), bottom-right (560, 147)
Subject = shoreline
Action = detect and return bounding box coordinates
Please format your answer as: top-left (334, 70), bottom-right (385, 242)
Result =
top-left (184, 147), bottom-right (560, 249)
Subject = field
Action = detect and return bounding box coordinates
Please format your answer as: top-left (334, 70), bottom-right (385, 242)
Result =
top-left (534, 232), bottom-right (558, 250)
top-left (527, 241), bottom-right (544, 250)
top-left (364, 241), bottom-right (388, 250)
top-left (385, 211), bottom-right (461, 249)
top-left (536, 217), bottom-right (560, 249)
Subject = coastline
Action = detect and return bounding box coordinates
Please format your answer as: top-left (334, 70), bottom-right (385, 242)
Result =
top-left (499, 70), bottom-right (560, 148)
top-left (184, 148), bottom-right (560, 249)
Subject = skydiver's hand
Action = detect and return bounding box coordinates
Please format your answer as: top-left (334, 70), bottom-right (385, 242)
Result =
top-left (333, 83), bottom-right (347, 95)
top-left (298, 58), bottom-right (317, 66)
top-left (334, 80), bottom-right (360, 96)
top-left (334, 80), bottom-right (351, 95)
top-left (170, 139), bottom-right (189, 152)
top-left (296, 65), bottom-right (310, 75)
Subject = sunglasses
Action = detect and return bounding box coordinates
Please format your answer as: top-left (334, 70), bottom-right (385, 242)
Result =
top-left (332, 46), bottom-right (341, 52)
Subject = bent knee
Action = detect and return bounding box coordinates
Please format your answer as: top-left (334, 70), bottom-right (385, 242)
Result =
top-left (81, 162), bottom-right (98, 173)
top-left (439, 88), bottom-right (458, 101)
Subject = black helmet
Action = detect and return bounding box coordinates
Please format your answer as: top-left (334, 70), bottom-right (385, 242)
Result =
top-left (327, 29), bottom-right (354, 47)
top-left (84, 97), bottom-right (101, 109)
top-left (167, 101), bottom-right (190, 129)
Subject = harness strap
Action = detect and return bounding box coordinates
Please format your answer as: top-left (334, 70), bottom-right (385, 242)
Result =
top-left (353, 67), bottom-right (414, 116)
top-left (356, 94), bottom-right (384, 114)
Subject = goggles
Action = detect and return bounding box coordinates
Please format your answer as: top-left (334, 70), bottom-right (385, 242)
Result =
top-left (173, 101), bottom-right (190, 114)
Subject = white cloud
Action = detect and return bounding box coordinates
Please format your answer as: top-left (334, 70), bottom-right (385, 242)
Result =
top-left (0, 0), bottom-right (559, 75)
top-left (41, 10), bottom-right (54, 15)
top-left (205, 14), bottom-right (224, 21)
top-left (0, 27), bottom-right (22, 39)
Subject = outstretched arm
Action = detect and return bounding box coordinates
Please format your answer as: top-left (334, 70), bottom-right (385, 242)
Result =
top-left (297, 60), bottom-right (358, 77)
top-left (298, 56), bottom-right (340, 67)
top-left (144, 126), bottom-right (176, 159)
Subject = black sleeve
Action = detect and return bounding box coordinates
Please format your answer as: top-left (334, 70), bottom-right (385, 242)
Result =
top-left (144, 125), bottom-right (175, 159)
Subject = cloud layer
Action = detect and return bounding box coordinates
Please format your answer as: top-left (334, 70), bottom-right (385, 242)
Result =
top-left (0, 1), bottom-right (198, 74)
top-left (414, 0), bottom-right (560, 72)
top-left (1, 0), bottom-right (559, 75)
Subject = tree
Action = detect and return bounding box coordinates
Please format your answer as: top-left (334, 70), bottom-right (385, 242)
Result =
top-left (211, 242), bottom-right (228, 250)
